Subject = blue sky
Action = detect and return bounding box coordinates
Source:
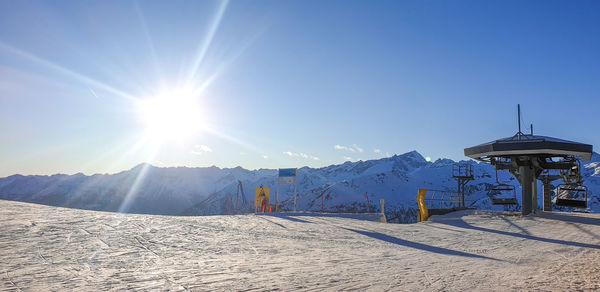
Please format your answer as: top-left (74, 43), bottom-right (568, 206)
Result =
top-left (0, 0), bottom-right (599, 176)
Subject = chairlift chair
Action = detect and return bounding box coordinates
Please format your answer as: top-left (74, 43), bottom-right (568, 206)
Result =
top-left (489, 168), bottom-right (518, 205)
top-left (490, 184), bottom-right (518, 205)
top-left (555, 184), bottom-right (588, 208)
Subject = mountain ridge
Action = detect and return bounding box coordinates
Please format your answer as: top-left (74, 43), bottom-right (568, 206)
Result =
top-left (1, 151), bottom-right (599, 221)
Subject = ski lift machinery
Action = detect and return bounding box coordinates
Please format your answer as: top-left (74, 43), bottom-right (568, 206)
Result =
top-left (464, 104), bottom-right (593, 214)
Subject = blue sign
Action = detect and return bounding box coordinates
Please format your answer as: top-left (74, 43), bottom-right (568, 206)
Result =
top-left (279, 168), bottom-right (296, 177)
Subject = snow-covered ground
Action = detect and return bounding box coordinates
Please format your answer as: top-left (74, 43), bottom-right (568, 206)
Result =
top-left (1, 199), bottom-right (599, 291)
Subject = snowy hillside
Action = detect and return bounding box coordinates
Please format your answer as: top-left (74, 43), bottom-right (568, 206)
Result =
top-left (1, 200), bottom-right (599, 290)
top-left (0, 151), bottom-right (599, 221)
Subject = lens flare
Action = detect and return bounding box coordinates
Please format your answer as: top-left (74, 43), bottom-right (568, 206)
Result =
top-left (137, 88), bottom-right (205, 142)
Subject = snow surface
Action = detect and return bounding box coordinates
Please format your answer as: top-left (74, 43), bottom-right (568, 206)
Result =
top-left (1, 200), bottom-right (599, 291)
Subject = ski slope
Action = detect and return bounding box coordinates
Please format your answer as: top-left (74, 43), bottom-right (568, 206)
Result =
top-left (1, 200), bottom-right (599, 291)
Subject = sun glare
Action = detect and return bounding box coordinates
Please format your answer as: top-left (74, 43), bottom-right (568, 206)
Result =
top-left (137, 88), bottom-right (204, 142)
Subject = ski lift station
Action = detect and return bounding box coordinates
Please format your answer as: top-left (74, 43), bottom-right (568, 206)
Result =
top-left (464, 105), bottom-right (593, 215)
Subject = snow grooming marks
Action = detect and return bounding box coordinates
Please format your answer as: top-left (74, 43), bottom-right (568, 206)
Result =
top-left (2, 200), bottom-right (600, 291)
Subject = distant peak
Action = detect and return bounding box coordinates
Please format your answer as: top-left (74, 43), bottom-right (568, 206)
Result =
top-left (6, 174), bottom-right (24, 179)
top-left (430, 158), bottom-right (456, 167)
top-left (225, 166), bottom-right (250, 173)
top-left (131, 162), bottom-right (156, 170)
top-left (397, 150), bottom-right (426, 162)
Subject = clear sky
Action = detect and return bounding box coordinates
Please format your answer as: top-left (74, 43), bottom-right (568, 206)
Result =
top-left (1, 0), bottom-right (599, 176)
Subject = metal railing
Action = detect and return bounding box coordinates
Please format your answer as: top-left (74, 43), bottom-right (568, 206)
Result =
top-left (417, 188), bottom-right (472, 222)
top-left (424, 189), bottom-right (465, 209)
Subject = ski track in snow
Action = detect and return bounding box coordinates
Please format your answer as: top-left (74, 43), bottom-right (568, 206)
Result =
top-left (1, 200), bottom-right (599, 291)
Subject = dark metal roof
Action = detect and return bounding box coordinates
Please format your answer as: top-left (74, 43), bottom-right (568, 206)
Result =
top-left (464, 134), bottom-right (593, 161)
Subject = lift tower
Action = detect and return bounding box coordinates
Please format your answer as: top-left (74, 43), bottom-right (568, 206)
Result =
top-left (453, 164), bottom-right (474, 208)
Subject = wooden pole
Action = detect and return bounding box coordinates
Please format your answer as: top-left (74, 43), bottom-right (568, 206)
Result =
top-left (293, 181), bottom-right (297, 212)
top-left (275, 183), bottom-right (279, 212)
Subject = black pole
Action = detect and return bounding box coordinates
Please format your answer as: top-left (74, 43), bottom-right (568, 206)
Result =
top-left (518, 104), bottom-right (521, 140)
top-left (530, 124), bottom-right (533, 135)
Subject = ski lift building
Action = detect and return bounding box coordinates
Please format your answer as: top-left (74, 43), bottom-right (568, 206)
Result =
top-left (464, 106), bottom-right (593, 215)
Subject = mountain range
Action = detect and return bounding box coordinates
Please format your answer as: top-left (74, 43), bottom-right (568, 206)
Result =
top-left (1, 151), bottom-right (599, 222)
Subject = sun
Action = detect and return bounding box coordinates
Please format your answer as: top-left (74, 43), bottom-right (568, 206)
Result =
top-left (137, 88), bottom-right (205, 142)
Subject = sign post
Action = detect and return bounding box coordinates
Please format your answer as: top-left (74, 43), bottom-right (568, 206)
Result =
top-left (277, 168), bottom-right (297, 212)
top-left (380, 198), bottom-right (387, 223)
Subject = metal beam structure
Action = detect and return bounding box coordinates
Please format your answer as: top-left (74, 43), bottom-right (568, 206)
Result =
top-left (453, 164), bottom-right (474, 208)
top-left (464, 105), bottom-right (593, 215)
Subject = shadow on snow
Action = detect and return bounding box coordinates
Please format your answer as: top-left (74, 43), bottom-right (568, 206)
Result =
top-left (343, 228), bottom-right (501, 261)
top-left (436, 216), bottom-right (600, 250)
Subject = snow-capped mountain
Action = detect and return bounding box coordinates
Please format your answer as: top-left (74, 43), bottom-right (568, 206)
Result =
top-left (1, 151), bottom-right (599, 222)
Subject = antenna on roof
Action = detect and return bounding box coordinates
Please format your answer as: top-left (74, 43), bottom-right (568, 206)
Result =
top-left (517, 104), bottom-right (521, 140)
top-left (530, 124), bottom-right (533, 135)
